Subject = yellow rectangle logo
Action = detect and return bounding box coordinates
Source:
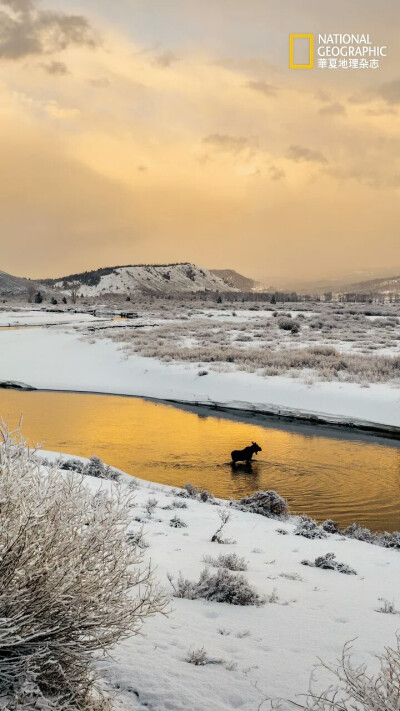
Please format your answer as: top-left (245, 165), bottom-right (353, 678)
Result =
top-left (289, 34), bottom-right (314, 69)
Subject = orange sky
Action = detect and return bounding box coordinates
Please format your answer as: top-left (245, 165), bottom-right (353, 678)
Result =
top-left (0, 0), bottom-right (399, 284)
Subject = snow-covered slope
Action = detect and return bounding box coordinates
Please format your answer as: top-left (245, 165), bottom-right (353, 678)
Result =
top-left (49, 263), bottom-right (238, 296)
top-left (211, 269), bottom-right (261, 292)
top-left (0, 270), bottom-right (45, 297)
top-left (345, 274), bottom-right (400, 296)
top-left (41, 453), bottom-right (400, 711)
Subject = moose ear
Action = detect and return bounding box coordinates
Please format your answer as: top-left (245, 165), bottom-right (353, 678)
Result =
top-left (252, 441), bottom-right (255, 445)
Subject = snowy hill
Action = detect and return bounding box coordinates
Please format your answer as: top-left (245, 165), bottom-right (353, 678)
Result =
top-left (0, 269), bottom-right (46, 297)
top-left (211, 269), bottom-right (262, 291)
top-left (344, 274), bottom-right (400, 296)
top-left (45, 263), bottom-right (239, 296)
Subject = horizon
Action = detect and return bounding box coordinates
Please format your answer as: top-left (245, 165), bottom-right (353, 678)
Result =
top-left (0, 0), bottom-right (399, 282)
top-left (5, 260), bottom-right (400, 292)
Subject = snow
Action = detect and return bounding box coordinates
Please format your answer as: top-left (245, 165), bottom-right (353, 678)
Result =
top-left (1, 326), bottom-right (399, 429)
top-left (0, 309), bottom-right (99, 327)
top-left (39, 451), bottom-right (400, 711)
top-left (54, 264), bottom-right (237, 296)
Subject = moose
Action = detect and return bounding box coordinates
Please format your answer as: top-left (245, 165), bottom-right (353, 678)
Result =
top-left (231, 441), bottom-right (262, 464)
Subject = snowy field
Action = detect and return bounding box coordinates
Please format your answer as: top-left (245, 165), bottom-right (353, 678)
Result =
top-left (0, 302), bottom-right (399, 429)
top-left (40, 452), bottom-right (400, 711)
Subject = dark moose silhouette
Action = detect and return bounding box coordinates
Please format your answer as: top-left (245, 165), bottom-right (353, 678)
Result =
top-left (231, 441), bottom-right (262, 464)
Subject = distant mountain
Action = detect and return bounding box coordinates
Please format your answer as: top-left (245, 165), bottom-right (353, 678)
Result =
top-left (43, 263), bottom-right (239, 296)
top-left (0, 270), bottom-right (45, 297)
top-left (211, 269), bottom-right (263, 292)
top-left (344, 274), bottom-right (400, 295)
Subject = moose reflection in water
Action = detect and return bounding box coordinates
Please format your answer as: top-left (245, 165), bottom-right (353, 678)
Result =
top-left (231, 442), bottom-right (262, 470)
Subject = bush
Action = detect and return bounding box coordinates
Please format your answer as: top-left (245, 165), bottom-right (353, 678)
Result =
top-left (295, 515), bottom-right (327, 539)
top-left (302, 552), bottom-right (357, 575)
top-left (83, 455), bottom-right (120, 481)
top-left (322, 519), bottom-right (340, 534)
top-left (203, 553), bottom-right (248, 571)
top-left (169, 568), bottom-right (264, 606)
top-left (278, 318), bottom-right (294, 331)
top-left (58, 457), bottom-right (85, 473)
top-left (288, 635), bottom-right (400, 711)
top-left (235, 490), bottom-right (288, 518)
top-left (185, 648), bottom-right (224, 666)
top-left (170, 514), bottom-right (187, 528)
top-left (0, 425), bottom-right (167, 709)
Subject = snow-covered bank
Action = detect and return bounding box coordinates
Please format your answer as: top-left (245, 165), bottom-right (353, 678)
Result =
top-left (0, 326), bottom-right (399, 431)
top-left (40, 452), bottom-right (400, 711)
top-left (0, 309), bottom-right (99, 327)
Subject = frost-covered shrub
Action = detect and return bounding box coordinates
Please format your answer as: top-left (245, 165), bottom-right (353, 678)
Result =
top-left (127, 526), bottom-right (149, 550)
top-left (376, 598), bottom-right (398, 614)
top-left (343, 523), bottom-right (400, 550)
top-left (185, 648), bottom-right (209, 666)
top-left (0, 426), bottom-right (166, 709)
top-left (234, 490), bottom-right (288, 518)
top-left (171, 498), bottom-right (188, 509)
top-left (167, 572), bottom-right (199, 600)
top-left (278, 318), bottom-right (294, 331)
top-left (302, 552), bottom-right (357, 575)
top-left (184, 482), bottom-right (198, 498)
top-left (211, 509), bottom-right (235, 544)
top-left (184, 482), bottom-right (213, 503)
top-left (322, 519), bottom-right (340, 534)
top-left (185, 648), bottom-right (224, 666)
top-left (58, 457), bottom-right (85, 473)
top-left (83, 455), bottom-right (120, 481)
top-left (170, 514), bottom-right (187, 528)
top-left (203, 553), bottom-right (248, 571)
top-left (295, 515), bottom-right (327, 539)
top-left (342, 522), bottom-right (374, 543)
top-left (145, 496), bottom-right (158, 515)
top-left (169, 568), bottom-right (264, 606)
top-left (287, 635), bottom-right (400, 711)
top-left (377, 530), bottom-right (400, 550)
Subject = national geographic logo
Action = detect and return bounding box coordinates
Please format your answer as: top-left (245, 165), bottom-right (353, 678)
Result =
top-left (289, 34), bottom-right (388, 70)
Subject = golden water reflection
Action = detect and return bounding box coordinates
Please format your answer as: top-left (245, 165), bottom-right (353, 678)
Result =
top-left (1, 390), bottom-right (399, 532)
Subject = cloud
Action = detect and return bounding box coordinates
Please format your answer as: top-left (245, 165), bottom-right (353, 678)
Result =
top-left (154, 50), bottom-right (179, 67)
top-left (326, 164), bottom-right (400, 190)
top-left (89, 77), bottom-right (110, 88)
top-left (213, 57), bottom-right (279, 79)
top-left (319, 102), bottom-right (346, 117)
top-left (287, 144), bottom-right (328, 164)
top-left (376, 79), bottom-right (400, 105)
top-left (2, 0), bottom-right (33, 10)
top-left (202, 133), bottom-right (255, 154)
top-left (245, 80), bottom-right (278, 97)
top-left (269, 165), bottom-right (285, 181)
top-left (314, 89), bottom-right (331, 103)
top-left (349, 80), bottom-right (400, 107)
top-left (365, 106), bottom-right (397, 116)
top-left (0, 0), bottom-right (97, 60)
top-left (41, 60), bottom-right (69, 75)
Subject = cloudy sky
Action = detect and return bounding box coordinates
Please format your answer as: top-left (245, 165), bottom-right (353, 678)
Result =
top-left (0, 0), bottom-right (399, 284)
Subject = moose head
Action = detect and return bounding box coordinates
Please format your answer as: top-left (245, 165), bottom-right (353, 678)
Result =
top-left (251, 441), bottom-right (262, 455)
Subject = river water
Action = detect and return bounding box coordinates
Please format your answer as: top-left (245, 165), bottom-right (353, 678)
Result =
top-left (1, 389), bottom-right (399, 532)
